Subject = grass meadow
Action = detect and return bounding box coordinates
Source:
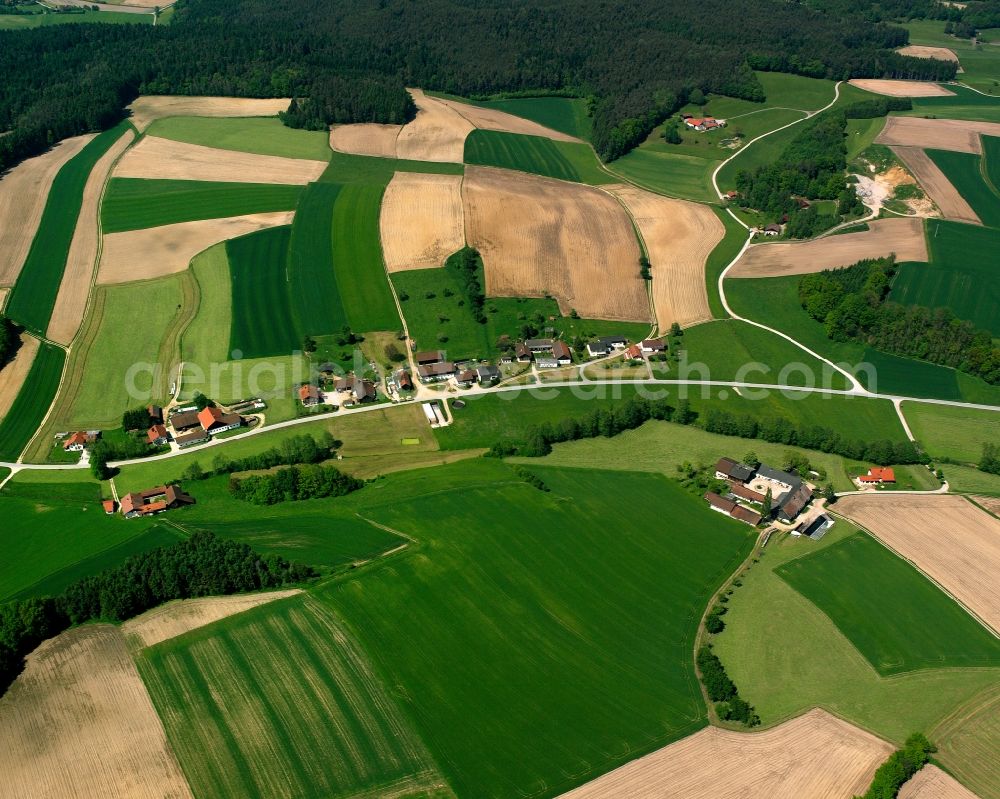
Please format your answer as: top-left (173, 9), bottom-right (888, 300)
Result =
top-left (181, 244), bottom-right (232, 375)
top-left (610, 148), bottom-right (718, 203)
top-left (138, 594), bottom-right (447, 799)
top-left (907, 85), bottom-right (1000, 122)
top-left (101, 178), bottom-right (303, 233)
top-left (776, 531), bottom-right (1000, 675)
top-left (945, 464), bottom-right (1000, 496)
top-left (0, 340), bottom-right (64, 461)
top-left (932, 683), bottom-right (1000, 799)
top-left (0, 8), bottom-right (150, 28)
top-left (463, 129), bottom-right (612, 184)
top-left (705, 209), bottom-right (748, 317)
top-left (985, 135), bottom-right (1000, 191)
top-left (6, 123), bottom-right (130, 335)
top-left (145, 116), bottom-right (332, 161)
top-left (901, 401), bottom-right (1000, 465)
top-left (227, 226), bottom-right (300, 359)
top-left (926, 149), bottom-right (1000, 228)
top-left (712, 522), bottom-right (1000, 744)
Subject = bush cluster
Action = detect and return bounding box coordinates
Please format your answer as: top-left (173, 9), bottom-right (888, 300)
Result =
top-left (230, 464), bottom-right (363, 505)
top-left (697, 645), bottom-right (760, 726)
top-left (446, 247), bottom-right (486, 324)
top-left (854, 733), bottom-right (935, 799)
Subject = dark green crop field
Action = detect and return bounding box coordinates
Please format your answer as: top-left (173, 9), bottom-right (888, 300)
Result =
top-left (470, 96), bottom-right (592, 139)
top-left (0, 341), bottom-right (64, 461)
top-left (227, 226), bottom-right (301, 359)
top-left (101, 179), bottom-right (303, 233)
top-left (777, 532), bottom-right (1000, 676)
top-left (926, 149), bottom-right (1000, 228)
top-left (464, 129), bottom-right (611, 184)
top-left (6, 123), bottom-right (130, 334)
top-left (985, 135), bottom-right (1000, 192)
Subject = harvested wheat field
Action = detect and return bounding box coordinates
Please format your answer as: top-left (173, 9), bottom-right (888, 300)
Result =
top-left (0, 287), bottom-right (8, 311)
top-left (435, 97), bottom-right (582, 142)
top-left (606, 184), bottom-right (722, 329)
top-left (891, 146), bottom-right (981, 224)
top-left (729, 218), bottom-right (927, 278)
top-left (97, 212), bottom-right (294, 284)
top-left (114, 136), bottom-right (326, 185)
top-left (380, 172), bottom-right (466, 272)
top-left (395, 88), bottom-right (475, 163)
top-left (898, 45), bottom-right (961, 63)
top-left (899, 766), bottom-right (981, 799)
top-left (123, 590), bottom-right (302, 650)
top-left (0, 134), bottom-right (95, 286)
top-left (0, 624), bottom-right (193, 799)
top-left (877, 117), bottom-right (1000, 154)
top-left (0, 333), bottom-right (40, 422)
top-left (127, 96), bottom-right (291, 132)
top-left (974, 496), bottom-right (1000, 517)
top-left (838, 494), bottom-right (1000, 634)
top-left (463, 166), bottom-right (650, 321)
top-left (849, 79), bottom-right (955, 97)
top-left (47, 128), bottom-right (136, 345)
top-left (558, 709), bottom-right (892, 799)
top-left (329, 122), bottom-right (401, 158)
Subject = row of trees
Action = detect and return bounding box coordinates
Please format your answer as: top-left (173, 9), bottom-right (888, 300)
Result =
top-left (229, 464), bottom-right (363, 505)
top-left (446, 247), bottom-right (487, 324)
top-left (854, 733), bottom-right (935, 799)
top-left (697, 644), bottom-right (760, 726)
top-left (799, 257), bottom-right (1000, 385)
top-left (0, 532), bottom-right (315, 696)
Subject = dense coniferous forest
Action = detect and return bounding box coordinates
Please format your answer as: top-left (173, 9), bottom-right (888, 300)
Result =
top-left (0, 0), bottom-right (956, 171)
top-left (808, 0), bottom-right (1000, 37)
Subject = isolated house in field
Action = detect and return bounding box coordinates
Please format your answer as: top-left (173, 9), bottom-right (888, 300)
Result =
top-left (763, 223), bottom-right (781, 236)
top-left (298, 384), bottom-right (322, 407)
top-left (859, 467), bottom-right (896, 484)
top-left (551, 341), bottom-right (573, 365)
top-left (476, 365), bottom-right (500, 384)
top-left (415, 350), bottom-right (445, 366)
top-left (147, 424), bottom-right (170, 446)
top-left (120, 484), bottom-right (195, 519)
top-left (515, 342), bottom-right (532, 362)
top-left (198, 406), bottom-right (243, 435)
top-left (102, 499), bottom-right (116, 514)
top-left (169, 410), bottom-right (202, 433)
top-left (174, 429), bottom-right (209, 448)
top-left (417, 361), bottom-right (457, 383)
top-left (63, 431), bottom-right (91, 452)
top-left (641, 338), bottom-right (666, 353)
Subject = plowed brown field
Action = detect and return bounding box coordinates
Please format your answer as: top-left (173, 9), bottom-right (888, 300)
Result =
top-left (837, 494), bottom-right (1000, 634)
top-left (380, 172), bottom-right (466, 272)
top-left (463, 166), bottom-right (650, 321)
top-left (97, 212), bottom-right (294, 284)
top-left (113, 136), bottom-right (326, 184)
top-left (849, 79), bottom-right (955, 97)
top-left (876, 117), bottom-right (1000, 153)
top-left (0, 134), bottom-right (95, 286)
top-left (127, 96), bottom-right (290, 132)
top-left (0, 624), bottom-right (193, 799)
top-left (606, 184), bottom-right (723, 329)
top-left (729, 218), bottom-right (927, 277)
top-left (900, 766), bottom-right (982, 799)
top-left (891, 146), bottom-right (981, 224)
top-left (558, 709), bottom-right (893, 799)
top-left (0, 333), bottom-right (40, 423)
top-left (47, 128), bottom-right (136, 345)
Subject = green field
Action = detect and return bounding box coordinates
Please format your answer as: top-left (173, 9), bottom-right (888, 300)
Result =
top-left (467, 95), bottom-right (592, 139)
top-left (777, 531), bottom-right (1000, 675)
top-left (464, 129), bottom-right (611, 184)
top-left (0, 341), bottom-right (65, 461)
top-left (610, 148), bottom-right (719, 203)
top-left (932, 685), bottom-right (1000, 799)
top-left (904, 20), bottom-right (1000, 96)
top-left (984, 135), bottom-right (1000, 192)
top-left (0, 8), bottom-right (151, 27)
top-left (946, 464), bottom-right (1000, 496)
top-left (705, 210), bottom-right (749, 317)
top-left (312, 462), bottom-right (753, 797)
top-left (907, 85), bottom-right (1000, 122)
top-left (926, 149), bottom-right (1000, 228)
top-left (6, 123), bottom-right (130, 335)
top-left (712, 522), bottom-right (1000, 744)
top-left (846, 116), bottom-right (887, 160)
top-left (227, 226), bottom-right (300, 358)
top-left (902, 401), bottom-right (1000, 464)
top-left (138, 594), bottom-right (447, 799)
top-left (181, 244), bottom-right (232, 374)
top-left (320, 151), bottom-right (463, 184)
top-left (145, 116), bottom-right (332, 161)
top-left (101, 179), bottom-right (303, 233)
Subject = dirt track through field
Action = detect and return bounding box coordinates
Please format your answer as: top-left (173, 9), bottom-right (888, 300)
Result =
top-left (877, 117), bottom-right (1000, 154)
top-left (435, 97), bottom-right (582, 142)
top-left (837, 494), bottom-right (1000, 635)
top-left (0, 333), bottom-right (40, 423)
top-left (0, 624), bottom-right (193, 799)
top-left (891, 146), bottom-right (981, 224)
top-left (123, 590), bottom-right (303, 650)
top-left (97, 212), bottom-right (294, 284)
top-left (127, 96), bottom-right (291, 132)
top-left (849, 79), bottom-right (955, 97)
top-left (0, 134), bottom-right (95, 287)
top-left (900, 766), bottom-right (982, 799)
top-left (897, 45), bottom-right (961, 63)
top-left (605, 184), bottom-right (722, 329)
top-left (395, 89), bottom-right (474, 163)
top-left (114, 136), bottom-right (326, 184)
top-left (558, 708), bottom-right (892, 798)
top-left (729, 218), bottom-right (927, 277)
top-left (380, 172), bottom-right (466, 272)
top-left (463, 166), bottom-right (650, 321)
top-left (47, 128), bottom-right (136, 345)
top-left (330, 122), bottom-right (402, 158)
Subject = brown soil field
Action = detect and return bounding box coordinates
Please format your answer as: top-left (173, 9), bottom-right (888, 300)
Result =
top-left (605, 183), bottom-right (723, 330)
top-left (329, 122), bottom-right (401, 158)
top-left (973, 496), bottom-right (1000, 517)
top-left (0, 333), bottom-right (40, 423)
top-left (395, 89), bottom-right (475, 163)
top-left (47, 128), bottom-right (136, 345)
top-left (0, 624), bottom-right (193, 799)
top-left (849, 79), bottom-right (956, 97)
top-left (729, 218), bottom-right (927, 278)
top-left (380, 172), bottom-right (466, 272)
top-left (837, 494), bottom-right (1000, 635)
top-left (876, 117), bottom-right (1000, 153)
top-left (113, 136), bottom-right (326, 185)
top-left (900, 766), bottom-right (982, 799)
top-left (127, 96), bottom-right (291, 132)
top-left (435, 97), bottom-right (582, 142)
top-left (0, 134), bottom-right (95, 287)
top-left (558, 709), bottom-right (893, 799)
top-left (891, 146), bottom-right (981, 224)
top-left (463, 166), bottom-right (650, 321)
top-left (97, 212), bottom-right (294, 284)
top-left (122, 590), bottom-right (302, 650)
top-left (897, 45), bottom-right (961, 62)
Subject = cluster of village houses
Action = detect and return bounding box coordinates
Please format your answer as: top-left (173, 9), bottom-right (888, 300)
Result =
top-left (705, 456), bottom-right (820, 530)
